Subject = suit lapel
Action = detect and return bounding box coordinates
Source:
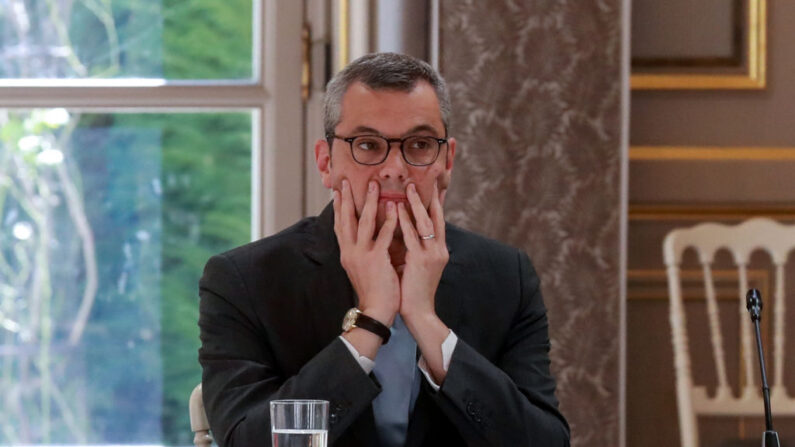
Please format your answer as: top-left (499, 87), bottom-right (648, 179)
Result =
top-left (304, 203), bottom-right (378, 446)
top-left (304, 203), bottom-right (356, 350)
top-left (435, 224), bottom-right (464, 333)
top-left (405, 388), bottom-right (433, 447)
top-left (435, 259), bottom-right (463, 332)
top-left (307, 256), bottom-right (356, 350)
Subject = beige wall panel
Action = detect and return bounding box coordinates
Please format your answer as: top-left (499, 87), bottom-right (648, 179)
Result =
top-left (631, 2), bottom-right (795, 146)
top-left (631, 0), bottom-right (734, 60)
top-left (630, 159), bottom-right (795, 204)
top-left (439, 2), bottom-right (625, 446)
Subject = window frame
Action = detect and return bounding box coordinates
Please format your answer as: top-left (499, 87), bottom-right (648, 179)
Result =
top-left (0, 0), bottom-right (305, 240)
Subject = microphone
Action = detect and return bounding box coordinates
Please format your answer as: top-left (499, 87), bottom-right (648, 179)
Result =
top-left (745, 288), bottom-right (780, 447)
top-left (746, 288), bottom-right (762, 321)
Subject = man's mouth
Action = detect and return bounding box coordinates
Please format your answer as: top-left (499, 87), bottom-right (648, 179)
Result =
top-left (379, 192), bottom-right (408, 203)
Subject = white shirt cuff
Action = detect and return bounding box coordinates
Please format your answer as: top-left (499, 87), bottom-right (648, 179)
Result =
top-left (418, 330), bottom-right (458, 391)
top-left (339, 335), bottom-right (375, 374)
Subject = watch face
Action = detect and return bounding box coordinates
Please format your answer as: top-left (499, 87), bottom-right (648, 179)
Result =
top-left (342, 308), bottom-right (359, 331)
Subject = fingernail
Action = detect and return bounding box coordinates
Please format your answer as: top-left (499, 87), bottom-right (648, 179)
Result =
top-left (368, 181), bottom-right (376, 192)
top-left (386, 201), bottom-right (395, 211)
top-left (342, 179), bottom-right (349, 189)
top-left (408, 183), bottom-right (416, 193)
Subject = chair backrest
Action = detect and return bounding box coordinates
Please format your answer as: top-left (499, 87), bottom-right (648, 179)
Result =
top-left (663, 217), bottom-right (795, 447)
top-left (189, 383), bottom-right (213, 447)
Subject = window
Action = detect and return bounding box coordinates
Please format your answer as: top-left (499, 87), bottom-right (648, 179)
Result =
top-left (0, 1), bottom-right (303, 445)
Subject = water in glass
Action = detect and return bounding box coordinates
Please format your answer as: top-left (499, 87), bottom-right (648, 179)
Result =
top-left (272, 428), bottom-right (327, 447)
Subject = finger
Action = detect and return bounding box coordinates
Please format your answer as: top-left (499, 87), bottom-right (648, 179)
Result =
top-left (332, 188), bottom-right (341, 231)
top-left (332, 189), bottom-right (349, 242)
top-left (357, 181), bottom-right (379, 243)
top-left (374, 200), bottom-right (398, 250)
top-left (406, 183), bottom-right (434, 241)
top-left (397, 202), bottom-right (422, 252)
top-left (340, 179), bottom-right (357, 242)
top-left (429, 183), bottom-right (446, 245)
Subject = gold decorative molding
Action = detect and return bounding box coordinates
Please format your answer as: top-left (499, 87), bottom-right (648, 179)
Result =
top-left (629, 204), bottom-right (795, 222)
top-left (630, 146), bottom-right (795, 161)
top-left (631, 73), bottom-right (764, 90)
top-left (631, 0), bottom-right (766, 90)
top-left (301, 23), bottom-right (311, 102)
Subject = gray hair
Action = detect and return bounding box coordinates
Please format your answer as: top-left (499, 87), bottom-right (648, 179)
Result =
top-left (323, 52), bottom-right (451, 137)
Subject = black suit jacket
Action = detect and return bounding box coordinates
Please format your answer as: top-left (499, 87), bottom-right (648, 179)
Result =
top-left (199, 204), bottom-right (569, 446)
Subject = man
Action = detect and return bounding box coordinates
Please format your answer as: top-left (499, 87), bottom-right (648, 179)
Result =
top-left (199, 52), bottom-right (569, 446)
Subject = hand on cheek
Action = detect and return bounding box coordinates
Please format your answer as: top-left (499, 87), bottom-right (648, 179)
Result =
top-left (396, 182), bottom-right (451, 383)
top-left (397, 183), bottom-right (449, 320)
top-left (333, 179), bottom-right (400, 328)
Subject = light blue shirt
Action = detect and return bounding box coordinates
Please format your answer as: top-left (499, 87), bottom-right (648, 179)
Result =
top-left (340, 318), bottom-right (458, 446)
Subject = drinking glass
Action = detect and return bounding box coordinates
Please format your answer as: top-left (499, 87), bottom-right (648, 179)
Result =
top-left (270, 399), bottom-right (329, 447)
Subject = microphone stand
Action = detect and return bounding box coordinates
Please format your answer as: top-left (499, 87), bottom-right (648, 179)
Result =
top-left (746, 289), bottom-right (781, 447)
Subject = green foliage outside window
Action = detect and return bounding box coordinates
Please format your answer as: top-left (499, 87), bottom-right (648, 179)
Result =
top-left (0, 0), bottom-right (253, 444)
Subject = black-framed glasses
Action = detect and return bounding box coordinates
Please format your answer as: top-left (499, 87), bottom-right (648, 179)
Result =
top-left (327, 134), bottom-right (448, 166)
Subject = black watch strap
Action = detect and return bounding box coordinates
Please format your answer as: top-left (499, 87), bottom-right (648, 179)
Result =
top-left (354, 312), bottom-right (391, 344)
top-left (343, 308), bottom-right (391, 344)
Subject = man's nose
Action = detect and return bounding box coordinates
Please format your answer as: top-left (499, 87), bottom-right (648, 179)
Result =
top-left (378, 142), bottom-right (408, 180)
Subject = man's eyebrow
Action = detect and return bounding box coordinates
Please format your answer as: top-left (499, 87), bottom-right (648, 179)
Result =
top-left (402, 124), bottom-right (443, 137)
top-left (348, 124), bottom-right (443, 137)
top-left (349, 126), bottom-right (382, 135)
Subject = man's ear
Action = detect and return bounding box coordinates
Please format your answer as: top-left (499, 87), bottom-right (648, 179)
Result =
top-left (315, 138), bottom-right (333, 189)
top-left (440, 137), bottom-right (456, 188)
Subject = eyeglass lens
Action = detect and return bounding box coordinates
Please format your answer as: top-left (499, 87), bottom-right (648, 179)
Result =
top-left (351, 136), bottom-right (440, 166)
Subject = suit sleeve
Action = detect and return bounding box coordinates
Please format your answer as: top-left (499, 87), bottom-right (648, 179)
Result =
top-left (198, 253), bottom-right (379, 447)
top-left (428, 251), bottom-right (570, 446)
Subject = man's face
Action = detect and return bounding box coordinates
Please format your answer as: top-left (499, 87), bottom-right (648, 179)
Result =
top-left (315, 80), bottom-right (455, 233)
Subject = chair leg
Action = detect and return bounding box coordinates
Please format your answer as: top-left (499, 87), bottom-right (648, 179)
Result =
top-left (193, 429), bottom-right (213, 447)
